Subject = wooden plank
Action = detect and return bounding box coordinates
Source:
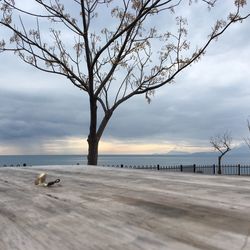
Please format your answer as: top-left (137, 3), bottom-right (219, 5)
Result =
top-left (0, 165), bottom-right (250, 250)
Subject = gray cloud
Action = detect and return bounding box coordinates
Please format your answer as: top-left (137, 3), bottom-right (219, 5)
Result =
top-left (0, 1), bottom-right (250, 154)
top-left (0, 87), bottom-right (89, 142)
top-left (103, 24), bottom-right (250, 146)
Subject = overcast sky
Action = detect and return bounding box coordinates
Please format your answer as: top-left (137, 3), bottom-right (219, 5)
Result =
top-left (0, 1), bottom-right (250, 155)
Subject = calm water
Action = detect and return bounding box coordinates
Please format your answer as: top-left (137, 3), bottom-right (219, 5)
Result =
top-left (1, 154), bottom-right (250, 167)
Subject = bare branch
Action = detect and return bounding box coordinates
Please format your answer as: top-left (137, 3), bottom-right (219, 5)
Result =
top-left (210, 132), bottom-right (232, 155)
top-left (244, 119), bottom-right (250, 150)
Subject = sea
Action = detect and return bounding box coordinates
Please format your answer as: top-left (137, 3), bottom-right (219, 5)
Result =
top-left (1, 153), bottom-right (250, 167)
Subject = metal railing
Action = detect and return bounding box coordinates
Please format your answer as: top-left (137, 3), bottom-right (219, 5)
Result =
top-left (102, 164), bottom-right (250, 175)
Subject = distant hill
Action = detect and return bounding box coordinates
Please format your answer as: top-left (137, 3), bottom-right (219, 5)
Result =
top-left (166, 150), bottom-right (191, 155)
top-left (167, 145), bottom-right (250, 157)
top-left (228, 145), bottom-right (250, 156)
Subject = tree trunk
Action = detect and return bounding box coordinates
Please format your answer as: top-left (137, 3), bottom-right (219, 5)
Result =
top-left (87, 134), bottom-right (99, 165)
top-left (87, 96), bottom-right (99, 165)
top-left (218, 155), bottom-right (222, 174)
top-left (87, 97), bottom-right (113, 165)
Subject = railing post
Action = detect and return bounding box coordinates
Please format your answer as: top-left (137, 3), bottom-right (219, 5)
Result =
top-left (121, 164), bottom-right (123, 168)
top-left (193, 164), bottom-right (196, 173)
top-left (157, 164), bottom-right (160, 171)
top-left (180, 165), bottom-right (183, 172)
top-left (238, 164), bottom-right (240, 176)
top-left (213, 164), bottom-right (216, 175)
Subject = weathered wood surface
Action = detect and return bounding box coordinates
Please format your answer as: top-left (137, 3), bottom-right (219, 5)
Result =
top-left (1, 165), bottom-right (250, 250)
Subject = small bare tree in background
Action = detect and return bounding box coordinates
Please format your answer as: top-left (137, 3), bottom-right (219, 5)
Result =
top-left (244, 120), bottom-right (250, 150)
top-left (210, 132), bottom-right (232, 174)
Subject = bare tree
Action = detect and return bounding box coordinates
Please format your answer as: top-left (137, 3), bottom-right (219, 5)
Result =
top-left (244, 119), bottom-right (250, 149)
top-left (210, 132), bottom-right (232, 174)
top-left (0, 1), bottom-right (249, 165)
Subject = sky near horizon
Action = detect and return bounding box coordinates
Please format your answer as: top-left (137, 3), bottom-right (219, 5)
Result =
top-left (0, 1), bottom-right (250, 155)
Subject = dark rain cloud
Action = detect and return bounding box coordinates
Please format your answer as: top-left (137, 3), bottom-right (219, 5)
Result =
top-left (0, 87), bottom-right (89, 142)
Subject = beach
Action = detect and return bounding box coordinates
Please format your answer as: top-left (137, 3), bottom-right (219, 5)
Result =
top-left (0, 165), bottom-right (250, 250)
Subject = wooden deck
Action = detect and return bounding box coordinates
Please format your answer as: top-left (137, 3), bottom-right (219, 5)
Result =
top-left (0, 165), bottom-right (250, 250)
